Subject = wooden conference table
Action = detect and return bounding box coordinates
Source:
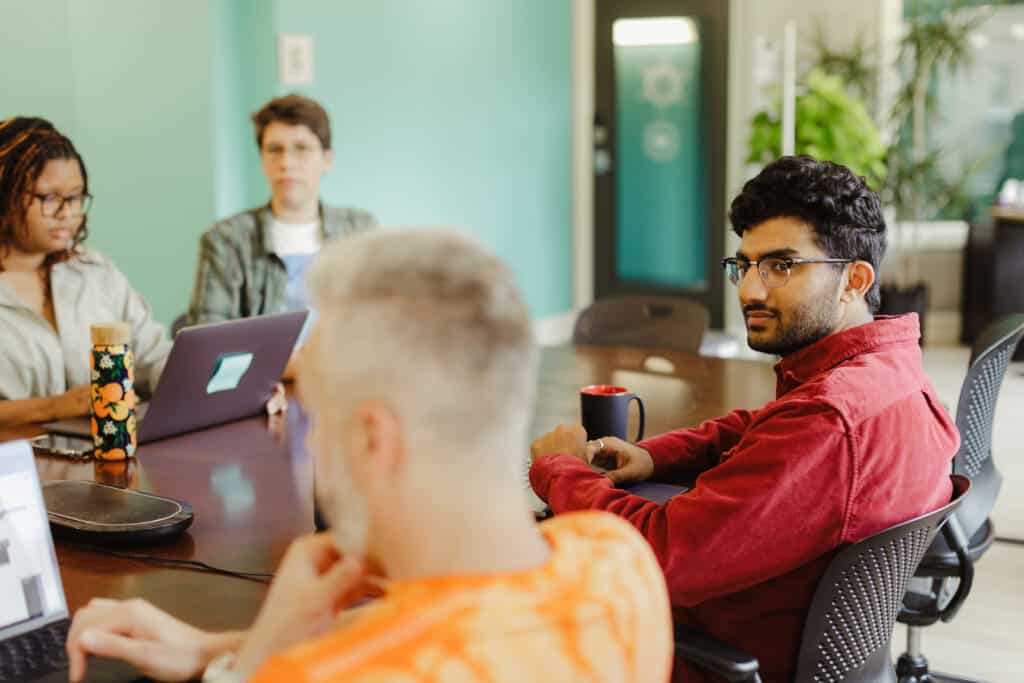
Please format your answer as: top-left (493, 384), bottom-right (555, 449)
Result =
top-left (0, 345), bottom-right (777, 633)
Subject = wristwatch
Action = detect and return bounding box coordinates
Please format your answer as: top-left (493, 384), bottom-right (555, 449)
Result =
top-left (202, 652), bottom-right (244, 683)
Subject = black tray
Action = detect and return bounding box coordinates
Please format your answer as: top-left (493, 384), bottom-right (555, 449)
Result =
top-left (42, 480), bottom-right (193, 547)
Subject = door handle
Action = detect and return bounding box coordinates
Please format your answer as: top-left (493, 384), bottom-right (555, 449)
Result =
top-left (593, 117), bottom-right (613, 175)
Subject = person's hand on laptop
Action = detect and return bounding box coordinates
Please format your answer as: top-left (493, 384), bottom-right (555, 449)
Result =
top-left (66, 597), bottom-right (244, 682)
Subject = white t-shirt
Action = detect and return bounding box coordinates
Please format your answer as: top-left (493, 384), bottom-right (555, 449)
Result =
top-left (268, 218), bottom-right (321, 256)
top-left (268, 217), bottom-right (321, 347)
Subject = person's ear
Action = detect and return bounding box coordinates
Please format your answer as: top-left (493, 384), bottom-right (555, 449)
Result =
top-left (322, 148), bottom-right (334, 175)
top-left (840, 261), bottom-right (875, 304)
top-left (353, 401), bottom-right (404, 483)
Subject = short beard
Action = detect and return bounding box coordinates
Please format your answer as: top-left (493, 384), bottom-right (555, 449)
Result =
top-left (315, 447), bottom-right (370, 559)
top-left (747, 285), bottom-right (841, 357)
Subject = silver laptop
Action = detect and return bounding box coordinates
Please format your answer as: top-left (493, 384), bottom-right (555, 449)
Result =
top-left (44, 311), bottom-right (307, 444)
top-left (0, 440), bottom-right (141, 681)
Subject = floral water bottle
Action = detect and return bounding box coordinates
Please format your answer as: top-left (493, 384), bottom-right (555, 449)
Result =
top-left (90, 322), bottom-right (137, 461)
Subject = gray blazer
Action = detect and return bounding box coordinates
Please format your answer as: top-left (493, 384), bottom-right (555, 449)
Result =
top-left (187, 203), bottom-right (376, 325)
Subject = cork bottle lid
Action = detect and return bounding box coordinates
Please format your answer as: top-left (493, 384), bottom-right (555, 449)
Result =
top-left (90, 322), bottom-right (132, 346)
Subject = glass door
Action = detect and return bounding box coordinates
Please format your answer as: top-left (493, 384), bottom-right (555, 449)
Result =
top-left (594, 0), bottom-right (728, 327)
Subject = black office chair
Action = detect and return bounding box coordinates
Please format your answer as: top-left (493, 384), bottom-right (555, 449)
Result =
top-left (895, 314), bottom-right (1024, 683)
top-left (572, 296), bottom-right (709, 354)
top-left (675, 475), bottom-right (971, 683)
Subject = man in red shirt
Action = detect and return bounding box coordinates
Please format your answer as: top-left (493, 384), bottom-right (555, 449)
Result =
top-left (530, 155), bottom-right (960, 682)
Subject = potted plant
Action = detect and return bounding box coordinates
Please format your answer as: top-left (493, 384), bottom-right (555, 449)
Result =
top-left (747, 68), bottom-right (888, 188)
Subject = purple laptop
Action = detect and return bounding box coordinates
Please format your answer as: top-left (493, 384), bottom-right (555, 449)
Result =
top-left (44, 311), bottom-right (307, 444)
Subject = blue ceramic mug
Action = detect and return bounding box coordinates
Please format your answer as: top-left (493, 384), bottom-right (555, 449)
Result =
top-left (580, 384), bottom-right (645, 442)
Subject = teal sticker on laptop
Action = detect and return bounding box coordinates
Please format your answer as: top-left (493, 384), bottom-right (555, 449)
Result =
top-left (206, 352), bottom-right (254, 394)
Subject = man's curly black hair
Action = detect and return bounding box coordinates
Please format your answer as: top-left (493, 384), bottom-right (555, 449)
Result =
top-left (729, 155), bottom-right (887, 311)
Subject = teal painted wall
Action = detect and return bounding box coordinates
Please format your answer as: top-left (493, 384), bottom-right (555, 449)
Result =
top-left (3, 0), bottom-right (573, 322)
top-left (0, 1), bottom-right (76, 130)
top-left (273, 0), bottom-right (573, 317)
top-left (66, 0), bottom-right (216, 328)
top-left (2, 0), bottom-right (217, 327)
top-left (213, 0), bottom-right (279, 216)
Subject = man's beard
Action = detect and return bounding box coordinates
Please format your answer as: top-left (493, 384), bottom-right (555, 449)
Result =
top-left (315, 446), bottom-right (370, 559)
top-left (746, 289), bottom-right (840, 357)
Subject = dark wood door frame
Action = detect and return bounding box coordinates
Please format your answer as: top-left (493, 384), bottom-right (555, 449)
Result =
top-left (593, 0), bottom-right (729, 328)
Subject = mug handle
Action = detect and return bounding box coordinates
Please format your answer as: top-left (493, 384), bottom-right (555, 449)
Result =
top-left (631, 395), bottom-right (645, 441)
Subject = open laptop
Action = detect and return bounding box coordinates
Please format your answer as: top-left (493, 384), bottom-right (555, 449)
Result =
top-left (0, 440), bottom-right (141, 682)
top-left (44, 311), bottom-right (307, 445)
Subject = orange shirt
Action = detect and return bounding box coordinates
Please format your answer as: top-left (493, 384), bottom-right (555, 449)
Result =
top-left (252, 511), bottom-right (673, 683)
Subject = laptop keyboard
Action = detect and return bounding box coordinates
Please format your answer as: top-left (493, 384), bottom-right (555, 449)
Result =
top-left (0, 618), bottom-right (70, 681)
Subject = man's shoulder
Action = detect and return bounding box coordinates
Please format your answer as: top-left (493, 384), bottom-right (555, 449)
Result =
top-left (757, 388), bottom-right (846, 423)
top-left (815, 345), bottom-right (928, 424)
top-left (255, 513), bottom-right (670, 683)
top-left (541, 511), bottom-right (664, 574)
top-left (541, 509), bottom-right (648, 544)
top-left (202, 206), bottom-right (264, 245)
top-left (322, 204), bottom-right (377, 237)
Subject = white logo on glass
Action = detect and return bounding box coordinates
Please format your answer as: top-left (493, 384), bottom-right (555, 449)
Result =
top-left (642, 61), bottom-right (687, 108)
top-left (644, 121), bottom-right (680, 162)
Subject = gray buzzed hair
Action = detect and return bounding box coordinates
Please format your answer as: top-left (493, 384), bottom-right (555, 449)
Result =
top-left (307, 228), bottom-right (538, 457)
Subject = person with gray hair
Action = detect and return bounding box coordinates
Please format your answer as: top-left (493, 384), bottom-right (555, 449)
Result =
top-left (66, 229), bottom-right (674, 683)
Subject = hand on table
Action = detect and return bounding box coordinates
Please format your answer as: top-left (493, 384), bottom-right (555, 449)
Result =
top-left (586, 436), bottom-right (655, 485)
top-left (234, 533), bottom-right (368, 678)
top-left (66, 597), bottom-right (243, 682)
top-left (530, 424), bottom-right (588, 463)
top-left (531, 425), bottom-right (655, 486)
top-left (54, 384), bottom-right (91, 419)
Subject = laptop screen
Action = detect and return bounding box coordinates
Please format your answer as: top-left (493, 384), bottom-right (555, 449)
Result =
top-left (0, 442), bottom-right (67, 636)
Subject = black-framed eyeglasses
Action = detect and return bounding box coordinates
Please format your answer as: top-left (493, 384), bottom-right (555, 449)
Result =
top-left (30, 193), bottom-right (93, 218)
top-left (721, 256), bottom-right (854, 289)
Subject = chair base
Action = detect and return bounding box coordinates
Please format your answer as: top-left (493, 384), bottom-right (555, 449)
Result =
top-left (896, 653), bottom-right (987, 683)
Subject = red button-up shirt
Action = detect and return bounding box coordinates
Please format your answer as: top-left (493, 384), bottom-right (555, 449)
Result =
top-left (530, 315), bottom-right (959, 682)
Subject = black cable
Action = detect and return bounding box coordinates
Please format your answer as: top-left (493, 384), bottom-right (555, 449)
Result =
top-left (62, 542), bottom-right (275, 583)
top-left (994, 536), bottom-right (1024, 547)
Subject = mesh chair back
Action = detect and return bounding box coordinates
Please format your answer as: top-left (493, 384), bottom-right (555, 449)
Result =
top-left (794, 476), bottom-right (970, 683)
top-left (952, 314), bottom-right (1024, 536)
top-left (572, 296), bottom-right (709, 354)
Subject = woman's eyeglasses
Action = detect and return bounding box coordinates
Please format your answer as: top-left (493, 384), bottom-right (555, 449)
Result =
top-left (30, 193), bottom-right (93, 218)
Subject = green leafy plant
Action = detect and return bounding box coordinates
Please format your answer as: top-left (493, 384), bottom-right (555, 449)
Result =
top-left (888, 4), bottom-right (987, 217)
top-left (747, 69), bottom-right (888, 189)
top-left (806, 22), bottom-right (878, 118)
top-left (884, 2), bottom-right (990, 287)
top-left (798, 4), bottom-right (994, 293)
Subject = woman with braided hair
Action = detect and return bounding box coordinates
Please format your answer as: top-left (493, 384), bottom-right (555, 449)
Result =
top-left (0, 116), bottom-right (171, 425)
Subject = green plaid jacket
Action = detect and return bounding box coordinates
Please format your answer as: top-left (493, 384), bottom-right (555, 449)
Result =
top-left (187, 203), bottom-right (376, 325)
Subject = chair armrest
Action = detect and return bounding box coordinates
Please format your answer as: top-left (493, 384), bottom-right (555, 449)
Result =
top-left (938, 514), bottom-right (974, 622)
top-left (674, 625), bottom-right (762, 683)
